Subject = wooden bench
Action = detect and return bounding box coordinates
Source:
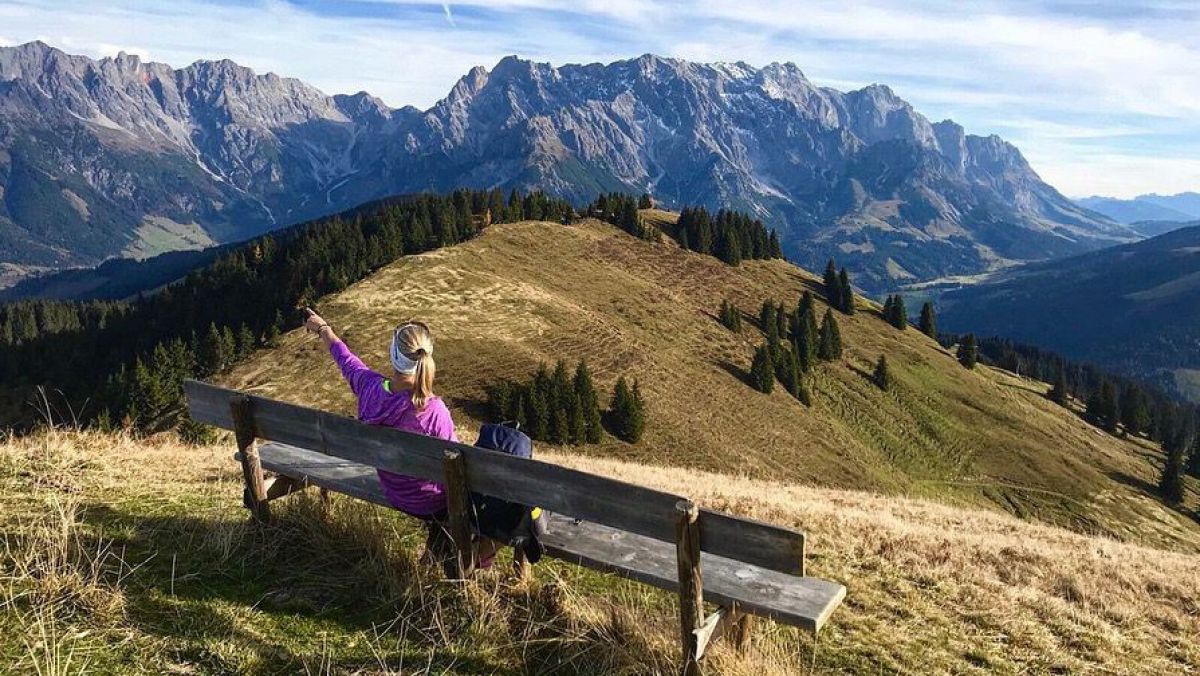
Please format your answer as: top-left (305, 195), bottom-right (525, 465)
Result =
top-left (184, 380), bottom-right (845, 674)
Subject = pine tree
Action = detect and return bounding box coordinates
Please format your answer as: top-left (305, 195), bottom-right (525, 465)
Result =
top-left (573, 361), bottom-right (603, 443)
top-left (750, 345), bottom-right (775, 393)
top-left (550, 405), bottom-right (570, 445)
top-left (609, 376), bottom-right (646, 443)
top-left (957, 333), bottom-right (977, 369)
top-left (823, 260), bottom-right (842, 310)
top-left (818, 309), bottom-right (843, 361)
top-left (760, 301), bottom-right (777, 335)
top-left (1120, 383), bottom-right (1149, 437)
top-left (1159, 418), bottom-right (1193, 505)
top-left (1049, 366), bottom-right (1069, 406)
top-left (1100, 381), bottom-right (1120, 434)
top-left (873, 354), bottom-right (891, 391)
top-left (486, 381), bottom-right (513, 421)
top-left (628, 379), bottom-right (647, 443)
top-left (527, 387), bottom-right (550, 441)
top-left (889, 295), bottom-right (908, 329)
top-left (567, 392), bottom-right (586, 444)
top-left (638, 193), bottom-right (653, 209)
top-left (719, 300), bottom-right (742, 331)
top-left (776, 348), bottom-right (801, 399)
top-left (838, 268), bottom-right (855, 314)
top-left (551, 360), bottom-right (572, 409)
top-left (219, 326), bottom-right (237, 370)
top-left (198, 323), bottom-right (225, 376)
top-left (236, 323), bottom-right (257, 359)
top-left (918, 302), bottom-right (937, 339)
top-left (794, 294), bottom-right (818, 370)
top-left (882, 295), bottom-right (894, 324)
top-left (1187, 435), bottom-right (1200, 478)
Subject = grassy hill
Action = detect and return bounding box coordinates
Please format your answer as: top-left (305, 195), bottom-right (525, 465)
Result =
top-left (2, 428), bottom-right (1196, 674)
top-left (5, 215), bottom-right (1199, 673)
top-left (224, 215), bottom-right (1199, 551)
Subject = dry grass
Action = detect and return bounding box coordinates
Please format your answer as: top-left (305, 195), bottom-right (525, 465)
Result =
top-left (0, 429), bottom-right (1196, 674)
top-left (226, 217), bottom-right (1200, 551)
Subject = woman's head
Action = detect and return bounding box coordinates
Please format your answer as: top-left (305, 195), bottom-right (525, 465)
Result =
top-left (390, 321), bottom-right (436, 409)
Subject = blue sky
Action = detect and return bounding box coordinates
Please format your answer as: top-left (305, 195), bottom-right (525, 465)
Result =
top-left (0, 0), bottom-right (1197, 198)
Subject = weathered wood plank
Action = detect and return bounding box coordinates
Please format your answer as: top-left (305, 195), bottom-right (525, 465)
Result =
top-left (699, 510), bottom-right (805, 577)
top-left (263, 475), bottom-right (308, 501)
top-left (231, 396), bottom-right (269, 522)
top-left (187, 380), bottom-right (683, 541)
top-left (676, 500), bottom-right (704, 674)
top-left (542, 512), bottom-right (845, 634)
top-left (187, 381), bottom-right (808, 575)
top-left (443, 450), bottom-right (475, 579)
top-left (251, 443), bottom-right (846, 632)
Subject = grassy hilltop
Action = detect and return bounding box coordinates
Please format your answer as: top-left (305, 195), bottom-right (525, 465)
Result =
top-left (227, 214), bottom-right (1197, 550)
top-left (4, 213), bottom-right (1198, 674)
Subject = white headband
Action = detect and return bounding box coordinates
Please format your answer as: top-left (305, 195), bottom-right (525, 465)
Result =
top-left (390, 327), bottom-right (427, 374)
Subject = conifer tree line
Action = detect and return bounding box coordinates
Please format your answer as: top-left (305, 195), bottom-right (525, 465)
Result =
top-left (735, 290), bottom-right (849, 406)
top-left (674, 205), bottom-right (783, 265)
top-left (486, 360), bottom-right (606, 446)
top-left (822, 259), bottom-right (855, 314)
top-left (0, 188), bottom-right (574, 433)
top-left (718, 299), bottom-right (742, 331)
top-left (967, 336), bottom-right (1192, 444)
top-left (588, 193), bottom-right (655, 240)
top-left (882, 295), bottom-right (908, 330)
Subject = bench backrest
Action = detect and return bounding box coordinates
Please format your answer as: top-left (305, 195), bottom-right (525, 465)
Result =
top-left (184, 380), bottom-right (806, 575)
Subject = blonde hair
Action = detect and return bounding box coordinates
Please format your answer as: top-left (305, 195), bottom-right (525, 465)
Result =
top-left (393, 321), bottom-right (436, 409)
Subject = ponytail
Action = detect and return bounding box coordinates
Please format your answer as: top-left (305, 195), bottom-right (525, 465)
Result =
top-left (391, 321), bottom-right (437, 410)
top-left (411, 348), bottom-right (436, 410)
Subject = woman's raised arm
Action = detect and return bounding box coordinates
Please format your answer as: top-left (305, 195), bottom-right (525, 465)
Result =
top-left (304, 308), bottom-right (340, 348)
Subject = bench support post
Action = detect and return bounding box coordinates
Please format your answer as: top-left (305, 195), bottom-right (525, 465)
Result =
top-left (513, 547), bottom-right (532, 583)
top-left (442, 450), bottom-right (475, 579)
top-left (675, 500), bottom-right (704, 675)
top-left (231, 396), bottom-right (270, 522)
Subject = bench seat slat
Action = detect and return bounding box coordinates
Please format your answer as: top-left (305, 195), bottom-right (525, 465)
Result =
top-left (187, 380), bottom-right (807, 576)
top-left (253, 442), bottom-right (845, 633)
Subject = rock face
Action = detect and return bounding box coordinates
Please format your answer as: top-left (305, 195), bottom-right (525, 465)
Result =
top-left (0, 43), bottom-right (1132, 291)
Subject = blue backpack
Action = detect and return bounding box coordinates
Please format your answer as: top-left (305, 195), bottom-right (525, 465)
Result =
top-left (471, 423), bottom-right (545, 563)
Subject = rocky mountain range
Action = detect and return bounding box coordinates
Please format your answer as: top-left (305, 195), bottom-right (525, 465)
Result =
top-left (0, 41), bottom-right (1134, 292)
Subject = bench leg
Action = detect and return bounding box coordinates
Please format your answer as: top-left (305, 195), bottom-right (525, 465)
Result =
top-left (731, 612), bottom-right (754, 653)
top-left (442, 450), bottom-right (476, 579)
top-left (513, 546), bottom-right (532, 583)
top-left (675, 500), bottom-right (704, 676)
top-left (231, 396), bottom-right (269, 523)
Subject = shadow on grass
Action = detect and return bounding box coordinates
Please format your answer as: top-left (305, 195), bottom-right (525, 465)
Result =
top-left (716, 359), bottom-right (753, 388)
top-left (53, 493), bottom-right (673, 674)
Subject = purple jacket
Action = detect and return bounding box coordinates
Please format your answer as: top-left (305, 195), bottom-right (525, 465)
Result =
top-left (330, 340), bottom-right (456, 516)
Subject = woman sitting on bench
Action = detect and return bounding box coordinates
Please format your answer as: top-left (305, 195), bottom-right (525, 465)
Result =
top-left (304, 309), bottom-right (466, 565)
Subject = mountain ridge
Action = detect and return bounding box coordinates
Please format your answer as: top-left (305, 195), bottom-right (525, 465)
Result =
top-left (1077, 191), bottom-right (1200, 229)
top-left (0, 41), bottom-right (1132, 292)
top-left (940, 223), bottom-right (1200, 401)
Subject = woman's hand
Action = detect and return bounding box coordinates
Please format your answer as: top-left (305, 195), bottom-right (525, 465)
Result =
top-left (304, 308), bottom-right (339, 347)
top-left (304, 308), bottom-right (328, 333)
